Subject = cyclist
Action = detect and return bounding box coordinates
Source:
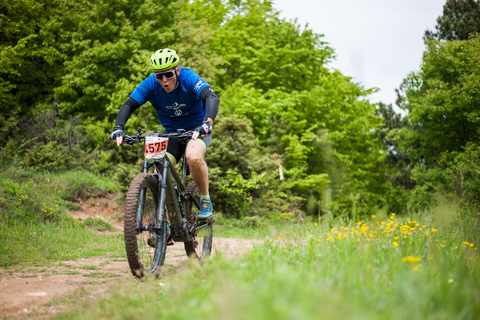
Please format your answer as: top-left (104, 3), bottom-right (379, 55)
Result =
top-left (110, 48), bottom-right (219, 219)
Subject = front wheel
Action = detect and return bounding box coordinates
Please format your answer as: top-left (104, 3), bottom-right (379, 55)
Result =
top-left (124, 173), bottom-right (168, 278)
top-left (184, 181), bottom-right (213, 259)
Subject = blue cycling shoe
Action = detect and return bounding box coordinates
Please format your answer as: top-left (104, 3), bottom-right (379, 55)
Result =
top-left (198, 198), bottom-right (213, 219)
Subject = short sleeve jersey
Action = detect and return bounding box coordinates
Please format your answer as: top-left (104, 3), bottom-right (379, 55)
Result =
top-left (130, 67), bottom-right (210, 131)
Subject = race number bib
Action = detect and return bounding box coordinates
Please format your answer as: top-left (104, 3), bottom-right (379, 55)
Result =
top-left (144, 136), bottom-right (169, 159)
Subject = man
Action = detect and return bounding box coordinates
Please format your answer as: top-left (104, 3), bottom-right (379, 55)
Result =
top-left (110, 48), bottom-right (219, 219)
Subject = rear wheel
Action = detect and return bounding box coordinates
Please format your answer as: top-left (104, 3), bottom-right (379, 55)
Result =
top-left (124, 173), bottom-right (168, 278)
top-left (184, 181), bottom-right (213, 259)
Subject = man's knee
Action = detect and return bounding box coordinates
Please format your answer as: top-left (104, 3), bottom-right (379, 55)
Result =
top-left (186, 141), bottom-right (206, 165)
top-left (187, 152), bottom-right (204, 165)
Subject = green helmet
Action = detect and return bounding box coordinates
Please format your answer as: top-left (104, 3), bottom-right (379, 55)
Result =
top-left (150, 48), bottom-right (179, 71)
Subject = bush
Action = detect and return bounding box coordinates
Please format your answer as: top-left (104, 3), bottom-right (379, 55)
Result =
top-left (450, 142), bottom-right (480, 204)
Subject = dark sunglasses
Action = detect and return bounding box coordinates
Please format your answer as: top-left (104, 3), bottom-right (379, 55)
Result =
top-left (155, 70), bottom-right (176, 80)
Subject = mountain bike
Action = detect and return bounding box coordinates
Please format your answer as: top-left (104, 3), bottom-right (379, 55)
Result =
top-left (120, 127), bottom-right (213, 278)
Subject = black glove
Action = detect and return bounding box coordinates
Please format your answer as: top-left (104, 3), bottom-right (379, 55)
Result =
top-left (110, 126), bottom-right (124, 140)
top-left (194, 118), bottom-right (213, 135)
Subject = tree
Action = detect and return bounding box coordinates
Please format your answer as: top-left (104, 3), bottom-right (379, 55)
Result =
top-left (0, 0), bottom-right (392, 217)
top-left (398, 37), bottom-right (480, 165)
top-left (0, 0), bottom-right (65, 117)
top-left (424, 0), bottom-right (480, 41)
top-left (211, 0), bottom-right (333, 93)
top-left (394, 35), bottom-right (480, 207)
top-left (375, 102), bottom-right (413, 189)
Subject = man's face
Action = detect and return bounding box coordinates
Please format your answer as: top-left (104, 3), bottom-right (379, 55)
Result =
top-left (155, 67), bottom-right (179, 93)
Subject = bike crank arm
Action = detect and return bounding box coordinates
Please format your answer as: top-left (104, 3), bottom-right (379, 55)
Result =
top-left (188, 218), bottom-right (212, 234)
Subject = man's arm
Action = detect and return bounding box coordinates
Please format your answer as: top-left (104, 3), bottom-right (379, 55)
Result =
top-left (192, 87), bottom-right (220, 140)
top-left (111, 97), bottom-right (141, 146)
top-left (114, 97), bottom-right (141, 130)
top-left (199, 87), bottom-right (220, 122)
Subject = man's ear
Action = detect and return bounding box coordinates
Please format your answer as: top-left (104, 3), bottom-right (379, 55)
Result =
top-left (176, 66), bottom-right (180, 76)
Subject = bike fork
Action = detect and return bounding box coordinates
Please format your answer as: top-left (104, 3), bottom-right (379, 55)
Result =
top-left (156, 161), bottom-right (169, 228)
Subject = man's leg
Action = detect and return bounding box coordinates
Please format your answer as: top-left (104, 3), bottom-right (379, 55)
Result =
top-left (186, 139), bottom-right (212, 219)
top-left (185, 140), bottom-right (208, 195)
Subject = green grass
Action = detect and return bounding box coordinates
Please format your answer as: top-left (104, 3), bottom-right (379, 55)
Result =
top-left (55, 208), bottom-right (480, 320)
top-left (2, 164), bottom-right (479, 319)
top-left (0, 166), bottom-right (123, 267)
top-left (83, 217), bottom-right (116, 232)
top-left (0, 222), bottom-right (125, 267)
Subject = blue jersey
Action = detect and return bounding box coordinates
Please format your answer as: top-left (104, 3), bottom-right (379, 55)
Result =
top-left (130, 67), bottom-right (210, 131)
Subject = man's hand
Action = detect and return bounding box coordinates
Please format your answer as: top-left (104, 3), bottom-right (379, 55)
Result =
top-left (110, 128), bottom-right (124, 146)
top-left (192, 119), bottom-right (213, 140)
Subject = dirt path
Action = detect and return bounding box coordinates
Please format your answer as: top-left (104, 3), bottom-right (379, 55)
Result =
top-left (0, 196), bottom-right (261, 319)
top-left (0, 238), bottom-right (259, 319)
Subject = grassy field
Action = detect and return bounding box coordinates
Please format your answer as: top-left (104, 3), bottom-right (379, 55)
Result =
top-left (0, 167), bottom-right (124, 267)
top-left (1, 166), bottom-right (479, 319)
top-left (57, 207), bottom-right (479, 320)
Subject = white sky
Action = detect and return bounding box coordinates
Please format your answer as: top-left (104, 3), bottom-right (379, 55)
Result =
top-left (273, 0), bottom-right (446, 110)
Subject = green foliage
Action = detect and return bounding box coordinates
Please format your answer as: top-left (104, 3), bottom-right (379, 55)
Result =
top-left (0, 166), bottom-right (122, 267)
top-left (394, 35), bottom-right (480, 212)
top-left (376, 102), bottom-right (413, 188)
top-left (0, 0), bottom-right (64, 117)
top-left (449, 143), bottom-right (480, 204)
top-left (208, 115), bottom-right (267, 217)
top-left (424, 0), bottom-right (480, 41)
top-left (400, 36), bottom-right (480, 165)
top-left (212, 0), bottom-right (332, 93)
top-left (1, 0), bottom-right (394, 219)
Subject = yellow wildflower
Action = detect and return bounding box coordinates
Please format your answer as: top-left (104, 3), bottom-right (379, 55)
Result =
top-left (402, 256), bottom-right (421, 263)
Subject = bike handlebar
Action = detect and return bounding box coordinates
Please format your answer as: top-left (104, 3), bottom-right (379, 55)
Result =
top-left (119, 128), bottom-right (205, 145)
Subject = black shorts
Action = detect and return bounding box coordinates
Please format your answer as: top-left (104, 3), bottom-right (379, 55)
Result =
top-left (166, 125), bottom-right (211, 165)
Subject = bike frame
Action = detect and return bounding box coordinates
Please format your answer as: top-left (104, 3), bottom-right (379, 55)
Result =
top-left (130, 130), bottom-right (202, 243)
top-left (145, 157), bottom-right (196, 241)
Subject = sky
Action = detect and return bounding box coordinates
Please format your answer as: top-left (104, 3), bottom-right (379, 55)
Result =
top-left (273, 0), bottom-right (446, 111)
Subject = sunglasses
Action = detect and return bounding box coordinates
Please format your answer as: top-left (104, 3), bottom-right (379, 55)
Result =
top-left (155, 70), bottom-right (176, 80)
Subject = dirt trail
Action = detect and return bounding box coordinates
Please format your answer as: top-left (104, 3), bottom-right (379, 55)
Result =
top-left (0, 196), bottom-right (260, 319)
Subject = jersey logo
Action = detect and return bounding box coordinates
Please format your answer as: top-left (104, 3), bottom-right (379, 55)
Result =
top-left (166, 102), bottom-right (186, 110)
top-left (194, 80), bottom-right (204, 92)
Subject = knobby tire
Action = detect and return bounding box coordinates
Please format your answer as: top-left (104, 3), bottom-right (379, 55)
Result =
top-left (124, 173), bottom-right (168, 278)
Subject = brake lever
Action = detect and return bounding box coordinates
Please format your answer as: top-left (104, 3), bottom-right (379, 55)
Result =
top-left (124, 136), bottom-right (137, 145)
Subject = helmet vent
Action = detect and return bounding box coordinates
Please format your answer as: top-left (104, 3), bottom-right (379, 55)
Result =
top-left (150, 48), bottom-right (179, 70)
